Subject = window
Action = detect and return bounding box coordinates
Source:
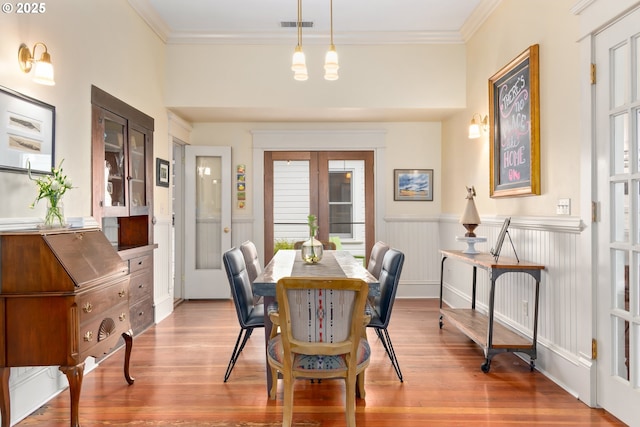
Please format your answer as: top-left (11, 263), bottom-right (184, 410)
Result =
top-left (329, 171), bottom-right (353, 236)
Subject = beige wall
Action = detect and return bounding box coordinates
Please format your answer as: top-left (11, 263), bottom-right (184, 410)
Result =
top-left (0, 0), bottom-right (169, 220)
top-left (442, 0), bottom-right (580, 218)
top-left (189, 121), bottom-right (443, 220)
top-left (166, 44), bottom-right (466, 111)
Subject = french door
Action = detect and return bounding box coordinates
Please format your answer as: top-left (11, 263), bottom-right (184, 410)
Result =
top-left (264, 151), bottom-right (374, 264)
top-left (184, 146), bottom-right (232, 299)
top-left (595, 7), bottom-right (640, 425)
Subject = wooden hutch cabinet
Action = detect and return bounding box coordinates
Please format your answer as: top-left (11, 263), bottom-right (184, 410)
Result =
top-left (91, 85), bottom-right (155, 336)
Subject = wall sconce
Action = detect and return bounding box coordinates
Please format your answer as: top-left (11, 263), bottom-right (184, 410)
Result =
top-left (18, 42), bottom-right (55, 86)
top-left (468, 114), bottom-right (488, 139)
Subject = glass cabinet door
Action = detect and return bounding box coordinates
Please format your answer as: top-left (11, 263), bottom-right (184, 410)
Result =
top-left (129, 125), bottom-right (148, 215)
top-left (103, 112), bottom-right (127, 213)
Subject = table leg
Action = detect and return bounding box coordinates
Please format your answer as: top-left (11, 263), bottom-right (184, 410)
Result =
top-left (263, 295), bottom-right (275, 395)
top-left (0, 368), bottom-right (10, 427)
top-left (59, 362), bottom-right (85, 427)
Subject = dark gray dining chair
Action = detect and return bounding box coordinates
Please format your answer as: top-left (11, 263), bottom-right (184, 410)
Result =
top-left (367, 248), bottom-right (405, 382)
top-left (240, 240), bottom-right (263, 304)
top-left (367, 241), bottom-right (390, 279)
top-left (222, 247), bottom-right (265, 382)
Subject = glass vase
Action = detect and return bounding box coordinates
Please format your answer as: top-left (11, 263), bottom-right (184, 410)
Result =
top-left (44, 196), bottom-right (65, 228)
top-left (301, 237), bottom-right (323, 264)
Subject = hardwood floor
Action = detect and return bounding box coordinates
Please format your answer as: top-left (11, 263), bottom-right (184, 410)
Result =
top-left (18, 299), bottom-right (625, 426)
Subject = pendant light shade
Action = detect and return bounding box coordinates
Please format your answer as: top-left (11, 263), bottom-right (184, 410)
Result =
top-left (292, 0), bottom-right (308, 81)
top-left (324, 0), bottom-right (339, 80)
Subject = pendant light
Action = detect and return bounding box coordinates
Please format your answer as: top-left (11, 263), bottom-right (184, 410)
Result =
top-left (324, 0), bottom-right (339, 80)
top-left (291, 0), bottom-right (308, 81)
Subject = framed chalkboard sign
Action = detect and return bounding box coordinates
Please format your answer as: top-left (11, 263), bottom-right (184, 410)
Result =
top-left (489, 44), bottom-right (540, 198)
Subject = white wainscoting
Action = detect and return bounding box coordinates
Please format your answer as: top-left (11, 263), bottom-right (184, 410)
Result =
top-left (154, 216), bottom-right (173, 323)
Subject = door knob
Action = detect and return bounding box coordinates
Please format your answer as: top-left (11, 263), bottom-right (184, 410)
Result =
top-left (224, 227), bottom-right (230, 233)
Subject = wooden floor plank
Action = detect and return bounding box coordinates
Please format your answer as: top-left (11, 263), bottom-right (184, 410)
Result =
top-left (17, 299), bottom-right (624, 426)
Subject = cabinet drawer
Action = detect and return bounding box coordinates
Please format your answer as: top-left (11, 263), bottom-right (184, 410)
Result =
top-left (129, 270), bottom-right (152, 304)
top-left (79, 304), bottom-right (130, 355)
top-left (129, 254), bottom-right (152, 273)
top-left (76, 278), bottom-right (129, 324)
top-left (130, 297), bottom-right (154, 335)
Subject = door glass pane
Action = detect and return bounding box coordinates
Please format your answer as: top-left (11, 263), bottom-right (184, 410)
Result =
top-left (635, 36), bottom-right (640, 102)
top-left (328, 160), bottom-right (366, 257)
top-left (273, 160), bottom-right (310, 246)
top-left (613, 249), bottom-right (630, 311)
top-left (129, 129), bottom-right (146, 208)
top-left (613, 315), bottom-right (630, 381)
top-left (613, 113), bottom-right (628, 174)
top-left (104, 118), bottom-right (125, 207)
top-left (612, 43), bottom-right (627, 108)
top-left (195, 156), bottom-right (222, 269)
top-left (612, 181), bottom-right (629, 243)
top-left (329, 171), bottom-right (353, 236)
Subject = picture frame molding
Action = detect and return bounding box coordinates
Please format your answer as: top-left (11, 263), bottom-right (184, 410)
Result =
top-left (489, 44), bottom-right (540, 198)
top-left (393, 168), bottom-right (434, 201)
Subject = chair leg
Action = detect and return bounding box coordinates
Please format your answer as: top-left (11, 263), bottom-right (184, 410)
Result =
top-left (345, 372), bottom-right (357, 427)
top-left (223, 327), bottom-right (252, 382)
top-left (380, 328), bottom-right (403, 382)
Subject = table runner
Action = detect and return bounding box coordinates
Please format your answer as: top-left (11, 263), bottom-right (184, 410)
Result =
top-left (290, 251), bottom-right (347, 278)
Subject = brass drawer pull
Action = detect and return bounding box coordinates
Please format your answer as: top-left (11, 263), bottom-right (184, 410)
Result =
top-left (119, 290), bottom-right (126, 298)
top-left (83, 302), bottom-right (93, 313)
top-left (137, 283), bottom-right (144, 289)
top-left (84, 331), bottom-right (93, 342)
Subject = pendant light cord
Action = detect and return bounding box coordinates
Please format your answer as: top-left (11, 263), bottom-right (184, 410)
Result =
top-left (297, 0), bottom-right (302, 47)
top-left (330, 0), bottom-right (334, 47)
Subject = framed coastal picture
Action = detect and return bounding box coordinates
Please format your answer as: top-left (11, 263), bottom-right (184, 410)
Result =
top-left (394, 169), bottom-right (433, 201)
top-left (0, 86), bottom-right (55, 174)
top-left (489, 44), bottom-right (540, 198)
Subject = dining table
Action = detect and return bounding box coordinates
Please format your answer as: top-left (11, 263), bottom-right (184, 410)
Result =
top-left (253, 249), bottom-right (380, 394)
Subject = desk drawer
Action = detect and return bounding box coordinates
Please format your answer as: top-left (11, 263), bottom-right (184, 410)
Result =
top-left (129, 254), bottom-right (152, 273)
top-left (129, 269), bottom-right (152, 304)
top-left (79, 304), bottom-right (130, 356)
top-left (76, 278), bottom-right (129, 324)
top-left (130, 297), bottom-right (153, 335)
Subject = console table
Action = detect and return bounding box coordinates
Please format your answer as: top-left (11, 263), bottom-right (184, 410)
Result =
top-left (438, 249), bottom-right (544, 372)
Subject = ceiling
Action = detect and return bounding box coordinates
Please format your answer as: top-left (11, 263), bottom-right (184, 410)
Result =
top-left (128, 0), bottom-right (499, 122)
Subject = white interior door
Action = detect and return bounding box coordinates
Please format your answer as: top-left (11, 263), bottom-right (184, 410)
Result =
top-left (184, 146), bottom-right (232, 299)
top-left (595, 7), bottom-right (640, 426)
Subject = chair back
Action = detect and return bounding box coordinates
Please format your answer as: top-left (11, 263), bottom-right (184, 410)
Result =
top-left (373, 249), bottom-right (404, 328)
top-left (293, 240), bottom-right (337, 250)
top-left (223, 247), bottom-right (256, 328)
top-left (240, 240), bottom-right (262, 283)
top-left (276, 277), bottom-right (369, 360)
top-left (367, 241), bottom-right (390, 279)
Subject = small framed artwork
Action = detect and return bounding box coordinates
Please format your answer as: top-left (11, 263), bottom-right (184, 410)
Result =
top-left (394, 169), bottom-right (433, 201)
top-left (0, 86), bottom-right (55, 174)
top-left (489, 44), bottom-right (540, 198)
top-left (156, 158), bottom-right (169, 187)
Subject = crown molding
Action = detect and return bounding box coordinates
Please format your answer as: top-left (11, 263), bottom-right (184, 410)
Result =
top-left (460, 0), bottom-right (503, 42)
top-left (128, 0), bottom-right (171, 43)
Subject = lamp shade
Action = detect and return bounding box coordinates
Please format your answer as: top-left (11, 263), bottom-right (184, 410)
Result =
top-left (324, 46), bottom-right (339, 80)
top-left (468, 122), bottom-right (480, 139)
top-left (32, 60), bottom-right (55, 85)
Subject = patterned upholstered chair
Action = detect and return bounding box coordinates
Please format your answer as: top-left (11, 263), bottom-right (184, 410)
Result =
top-left (367, 241), bottom-right (390, 279)
top-left (240, 240), bottom-right (262, 304)
top-left (267, 277), bottom-right (371, 427)
top-left (367, 248), bottom-right (405, 381)
top-left (222, 247), bottom-right (265, 382)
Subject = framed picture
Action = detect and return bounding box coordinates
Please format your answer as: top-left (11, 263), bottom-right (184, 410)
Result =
top-left (0, 86), bottom-right (55, 174)
top-left (490, 217), bottom-right (511, 260)
top-left (156, 158), bottom-right (169, 187)
top-left (489, 44), bottom-right (540, 198)
top-left (394, 169), bottom-right (433, 201)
